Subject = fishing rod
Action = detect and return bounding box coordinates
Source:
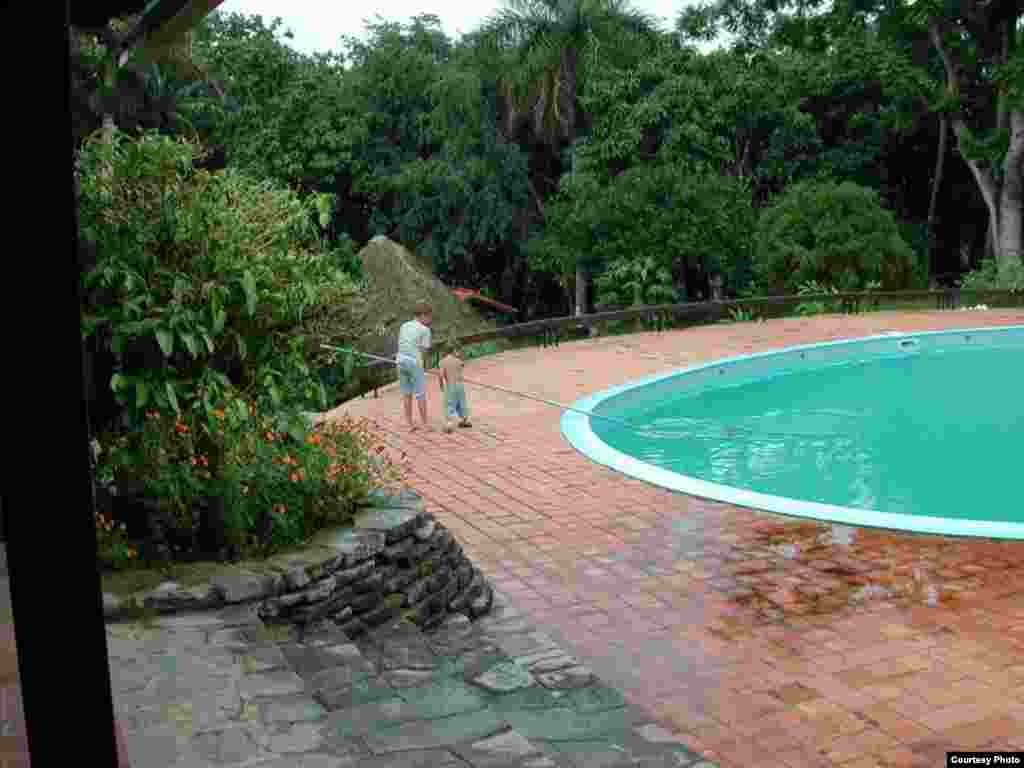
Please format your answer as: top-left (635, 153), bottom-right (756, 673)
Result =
top-left (320, 344), bottom-right (637, 429)
top-left (319, 344), bottom-right (859, 442)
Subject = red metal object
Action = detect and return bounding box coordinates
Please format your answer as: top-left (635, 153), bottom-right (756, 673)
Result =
top-left (450, 288), bottom-right (518, 315)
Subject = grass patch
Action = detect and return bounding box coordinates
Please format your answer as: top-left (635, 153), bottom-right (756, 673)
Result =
top-left (101, 560), bottom-right (227, 598)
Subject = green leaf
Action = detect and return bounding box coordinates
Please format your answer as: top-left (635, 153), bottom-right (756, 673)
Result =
top-left (181, 333), bottom-right (199, 358)
top-left (269, 385), bottom-right (282, 406)
top-left (201, 331), bottom-right (215, 354)
top-left (156, 329), bottom-right (174, 357)
top-left (243, 271), bottom-right (257, 317)
top-left (165, 381), bottom-right (181, 414)
top-left (110, 373), bottom-right (126, 392)
top-left (237, 334), bottom-right (247, 360)
top-left (343, 351), bottom-right (355, 379)
top-left (213, 308), bottom-right (227, 334)
top-left (136, 380), bottom-right (149, 408)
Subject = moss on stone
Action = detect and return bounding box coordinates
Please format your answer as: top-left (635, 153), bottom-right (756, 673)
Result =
top-left (382, 593), bottom-right (405, 610)
top-left (115, 597), bottom-right (159, 626)
top-left (101, 569), bottom-right (166, 598)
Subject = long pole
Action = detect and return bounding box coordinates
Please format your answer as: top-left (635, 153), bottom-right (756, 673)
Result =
top-left (320, 344), bottom-right (635, 429)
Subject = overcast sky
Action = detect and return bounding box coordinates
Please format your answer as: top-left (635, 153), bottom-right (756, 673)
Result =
top-left (216, 0), bottom-right (704, 56)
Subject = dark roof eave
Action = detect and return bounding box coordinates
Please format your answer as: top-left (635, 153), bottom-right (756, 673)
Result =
top-left (122, 0), bottom-right (226, 64)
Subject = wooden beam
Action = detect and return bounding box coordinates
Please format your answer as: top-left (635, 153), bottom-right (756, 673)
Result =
top-left (127, 0), bottom-right (225, 64)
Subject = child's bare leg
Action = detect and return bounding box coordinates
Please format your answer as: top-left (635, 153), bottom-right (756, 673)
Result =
top-left (417, 396), bottom-right (431, 429)
top-left (403, 395), bottom-right (416, 431)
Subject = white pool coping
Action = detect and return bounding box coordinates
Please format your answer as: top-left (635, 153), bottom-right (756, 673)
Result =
top-left (561, 325), bottom-right (1024, 539)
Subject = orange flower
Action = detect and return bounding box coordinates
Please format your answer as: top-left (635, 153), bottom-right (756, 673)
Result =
top-left (175, 421), bottom-right (190, 434)
top-left (212, 408), bottom-right (225, 420)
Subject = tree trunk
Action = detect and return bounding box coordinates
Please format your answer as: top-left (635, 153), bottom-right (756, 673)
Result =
top-left (575, 265), bottom-right (587, 317)
top-left (924, 115), bottom-right (947, 280)
top-left (100, 58), bottom-right (118, 183)
top-left (929, 21), bottom-right (1023, 282)
top-left (998, 109), bottom-right (1024, 274)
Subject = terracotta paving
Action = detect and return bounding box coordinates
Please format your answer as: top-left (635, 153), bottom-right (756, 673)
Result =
top-left (324, 310), bottom-right (1024, 768)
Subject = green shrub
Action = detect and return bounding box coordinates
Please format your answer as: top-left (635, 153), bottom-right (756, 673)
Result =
top-left (77, 129), bottom-right (357, 426)
top-left (77, 129), bottom-right (399, 564)
top-left (530, 166), bottom-right (755, 308)
top-left (753, 180), bottom-right (916, 294)
top-left (960, 258), bottom-right (1024, 293)
top-left (461, 341), bottom-right (500, 361)
top-left (794, 279), bottom-right (840, 316)
top-left (97, 403), bottom-right (407, 560)
top-left (726, 306), bottom-right (760, 323)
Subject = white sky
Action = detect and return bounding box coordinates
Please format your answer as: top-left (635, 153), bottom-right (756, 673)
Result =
top-left (216, 0), bottom-right (704, 56)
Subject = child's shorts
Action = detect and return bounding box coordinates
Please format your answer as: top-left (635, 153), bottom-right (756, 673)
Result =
top-left (397, 359), bottom-right (425, 399)
top-left (445, 383), bottom-right (469, 420)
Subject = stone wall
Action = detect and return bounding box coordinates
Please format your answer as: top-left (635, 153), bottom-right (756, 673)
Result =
top-left (103, 489), bottom-right (494, 636)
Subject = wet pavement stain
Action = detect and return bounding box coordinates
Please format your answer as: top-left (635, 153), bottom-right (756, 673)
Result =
top-left (705, 516), bottom-right (1024, 630)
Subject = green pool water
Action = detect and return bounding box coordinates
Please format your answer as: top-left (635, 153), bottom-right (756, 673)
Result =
top-left (586, 337), bottom-right (1024, 528)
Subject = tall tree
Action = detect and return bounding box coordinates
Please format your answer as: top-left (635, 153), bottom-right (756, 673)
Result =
top-left (476, 0), bottom-right (662, 317)
top-left (678, 0), bottom-right (1024, 281)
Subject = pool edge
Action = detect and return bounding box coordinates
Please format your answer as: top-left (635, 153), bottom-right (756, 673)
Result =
top-left (560, 323), bottom-right (1024, 540)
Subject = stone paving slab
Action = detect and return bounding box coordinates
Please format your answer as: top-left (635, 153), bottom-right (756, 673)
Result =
top-left (348, 750), bottom-right (468, 768)
top-left (107, 587), bottom-right (712, 768)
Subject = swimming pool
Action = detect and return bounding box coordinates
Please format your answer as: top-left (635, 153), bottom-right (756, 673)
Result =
top-left (561, 325), bottom-right (1024, 539)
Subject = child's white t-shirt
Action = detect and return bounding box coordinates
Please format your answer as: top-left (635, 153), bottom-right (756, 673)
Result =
top-left (396, 319), bottom-right (431, 367)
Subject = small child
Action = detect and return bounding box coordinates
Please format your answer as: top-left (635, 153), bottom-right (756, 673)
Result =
top-left (439, 341), bottom-right (471, 434)
top-left (396, 300), bottom-right (433, 431)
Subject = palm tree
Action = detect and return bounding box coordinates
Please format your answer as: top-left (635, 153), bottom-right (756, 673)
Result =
top-left (477, 0), bottom-right (662, 317)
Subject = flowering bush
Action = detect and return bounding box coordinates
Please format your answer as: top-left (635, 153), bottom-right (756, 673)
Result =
top-left (96, 389), bottom-right (409, 563)
top-left (95, 511), bottom-right (137, 570)
top-left (77, 129), bottom-right (404, 567)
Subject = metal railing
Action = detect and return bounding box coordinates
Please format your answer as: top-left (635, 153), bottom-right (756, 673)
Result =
top-left (327, 287), bottom-right (1024, 399)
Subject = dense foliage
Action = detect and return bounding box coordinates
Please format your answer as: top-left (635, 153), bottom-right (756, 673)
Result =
top-left (754, 180), bottom-right (917, 293)
top-left (78, 130), bottom-right (405, 568)
top-left (530, 166), bottom-right (756, 306)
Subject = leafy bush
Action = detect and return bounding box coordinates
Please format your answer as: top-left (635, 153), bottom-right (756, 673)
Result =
top-left (794, 279), bottom-right (840, 315)
top-left (461, 341), bottom-right (501, 361)
top-left (753, 180), bottom-right (916, 294)
top-left (959, 259), bottom-right (1024, 293)
top-left (532, 166), bottom-right (755, 307)
top-left (96, 398), bottom-right (407, 562)
top-left (78, 129), bottom-right (355, 424)
top-left (726, 306), bottom-right (760, 323)
top-left (77, 129), bottom-right (400, 565)
top-left (95, 511), bottom-right (137, 570)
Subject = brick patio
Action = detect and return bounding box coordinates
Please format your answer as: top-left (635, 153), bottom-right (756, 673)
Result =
top-left (324, 310), bottom-right (1024, 768)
